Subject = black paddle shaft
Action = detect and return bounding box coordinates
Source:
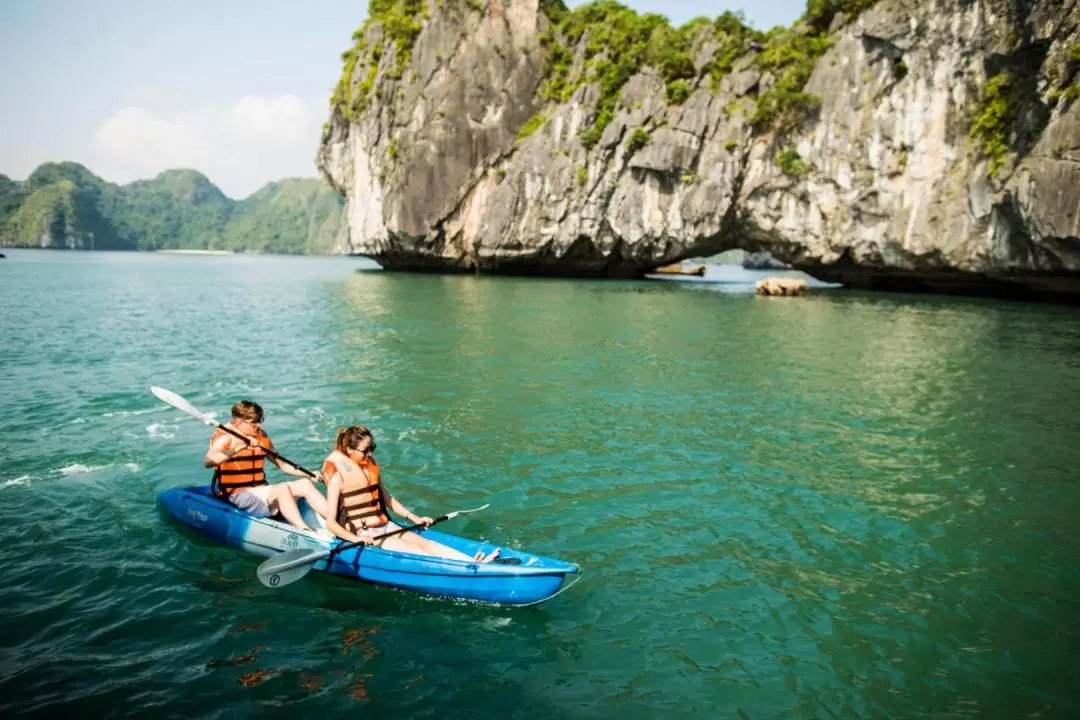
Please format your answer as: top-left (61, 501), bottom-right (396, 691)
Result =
top-left (214, 422), bottom-right (320, 480)
top-left (327, 514), bottom-right (451, 559)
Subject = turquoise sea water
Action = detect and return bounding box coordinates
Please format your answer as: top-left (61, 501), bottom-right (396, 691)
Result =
top-left (1, 249), bottom-right (1079, 718)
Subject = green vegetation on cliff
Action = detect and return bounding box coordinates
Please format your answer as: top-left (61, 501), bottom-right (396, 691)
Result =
top-left (333, 0), bottom-right (428, 119)
top-left (775, 148), bottom-right (809, 177)
top-left (534, 0), bottom-right (877, 145)
top-left (626, 127), bottom-right (652, 156)
top-left (969, 72), bottom-right (1017, 177)
top-left (0, 163), bottom-right (345, 253)
top-left (323, 0), bottom-right (894, 190)
top-left (516, 112), bottom-right (548, 142)
top-left (537, 1), bottom-right (705, 147)
top-left (705, 12), bottom-right (764, 88)
top-left (329, 0), bottom-right (882, 167)
top-left (751, 26), bottom-right (831, 132)
top-left (801, 0), bottom-right (878, 31)
top-left (532, 3), bottom-right (770, 147)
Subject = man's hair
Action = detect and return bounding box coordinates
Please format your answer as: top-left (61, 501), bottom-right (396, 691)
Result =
top-left (231, 400), bottom-right (264, 423)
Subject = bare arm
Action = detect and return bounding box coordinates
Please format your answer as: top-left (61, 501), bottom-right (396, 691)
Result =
top-left (203, 434), bottom-right (249, 468)
top-left (385, 488), bottom-right (432, 526)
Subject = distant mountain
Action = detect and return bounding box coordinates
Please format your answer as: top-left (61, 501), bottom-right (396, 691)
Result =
top-left (227, 178), bottom-right (346, 255)
top-left (0, 162), bottom-right (347, 254)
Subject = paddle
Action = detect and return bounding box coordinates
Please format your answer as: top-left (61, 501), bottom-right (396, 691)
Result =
top-left (149, 386), bottom-right (321, 480)
top-left (255, 503), bottom-right (491, 588)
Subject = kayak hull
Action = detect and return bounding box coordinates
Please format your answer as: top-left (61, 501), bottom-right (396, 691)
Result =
top-left (157, 485), bottom-right (579, 606)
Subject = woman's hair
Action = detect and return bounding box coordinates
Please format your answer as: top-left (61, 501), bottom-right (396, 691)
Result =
top-left (335, 425), bottom-right (373, 453)
top-left (231, 400), bottom-right (264, 423)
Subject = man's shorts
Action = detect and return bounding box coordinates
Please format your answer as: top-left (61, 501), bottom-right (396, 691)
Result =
top-left (228, 485), bottom-right (272, 517)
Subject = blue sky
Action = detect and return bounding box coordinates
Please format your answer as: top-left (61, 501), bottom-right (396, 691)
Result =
top-left (0, 0), bottom-right (803, 198)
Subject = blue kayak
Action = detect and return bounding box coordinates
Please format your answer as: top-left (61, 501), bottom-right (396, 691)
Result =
top-left (157, 485), bottom-right (580, 606)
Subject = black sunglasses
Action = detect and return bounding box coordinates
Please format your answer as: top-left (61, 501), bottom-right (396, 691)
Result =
top-left (362, 443), bottom-right (377, 454)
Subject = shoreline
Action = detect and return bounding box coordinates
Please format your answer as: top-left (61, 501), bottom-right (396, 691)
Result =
top-left (153, 249), bottom-right (235, 256)
top-left (0, 246), bottom-right (348, 258)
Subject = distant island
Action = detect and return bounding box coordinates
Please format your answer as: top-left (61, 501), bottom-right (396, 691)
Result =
top-left (0, 162), bottom-right (347, 254)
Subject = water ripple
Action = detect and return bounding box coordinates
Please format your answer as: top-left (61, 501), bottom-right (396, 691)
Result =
top-left (0, 252), bottom-right (1079, 717)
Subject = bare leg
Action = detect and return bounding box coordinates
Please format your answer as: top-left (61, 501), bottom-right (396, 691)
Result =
top-left (376, 530), bottom-right (500, 563)
top-left (267, 485), bottom-right (312, 532)
top-left (287, 479), bottom-right (328, 518)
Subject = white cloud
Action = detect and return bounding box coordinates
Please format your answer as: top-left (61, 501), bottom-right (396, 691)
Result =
top-left (227, 96), bottom-right (310, 147)
top-left (92, 95), bottom-right (320, 198)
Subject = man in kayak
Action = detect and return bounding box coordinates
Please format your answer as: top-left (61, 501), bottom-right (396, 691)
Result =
top-left (203, 399), bottom-right (329, 533)
top-left (322, 425), bottom-right (501, 562)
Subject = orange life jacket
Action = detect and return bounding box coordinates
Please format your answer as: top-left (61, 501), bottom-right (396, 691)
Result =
top-left (322, 449), bottom-right (389, 529)
top-left (210, 427), bottom-right (271, 497)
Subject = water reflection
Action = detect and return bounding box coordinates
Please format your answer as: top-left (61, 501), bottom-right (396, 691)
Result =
top-left (5, 252), bottom-right (1080, 717)
top-left (328, 271), bottom-right (1080, 716)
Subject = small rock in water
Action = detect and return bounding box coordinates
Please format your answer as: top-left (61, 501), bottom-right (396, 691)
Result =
top-left (755, 277), bottom-right (808, 297)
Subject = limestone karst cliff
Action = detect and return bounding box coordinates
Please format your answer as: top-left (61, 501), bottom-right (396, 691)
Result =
top-left (317, 0), bottom-right (1080, 302)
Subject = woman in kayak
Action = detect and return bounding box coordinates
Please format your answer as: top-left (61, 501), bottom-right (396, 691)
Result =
top-left (203, 399), bottom-right (329, 534)
top-left (322, 425), bottom-right (500, 562)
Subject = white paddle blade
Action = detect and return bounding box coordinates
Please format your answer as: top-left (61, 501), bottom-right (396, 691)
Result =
top-left (150, 386), bottom-right (214, 425)
top-left (447, 503), bottom-right (490, 520)
top-left (256, 548), bottom-right (328, 589)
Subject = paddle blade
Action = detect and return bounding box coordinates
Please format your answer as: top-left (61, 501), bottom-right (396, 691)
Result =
top-left (150, 386), bottom-right (214, 425)
top-left (446, 503), bottom-right (489, 520)
top-left (256, 548), bottom-right (327, 589)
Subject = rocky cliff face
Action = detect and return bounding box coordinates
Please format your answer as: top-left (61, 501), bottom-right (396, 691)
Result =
top-left (318, 0), bottom-right (1080, 302)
